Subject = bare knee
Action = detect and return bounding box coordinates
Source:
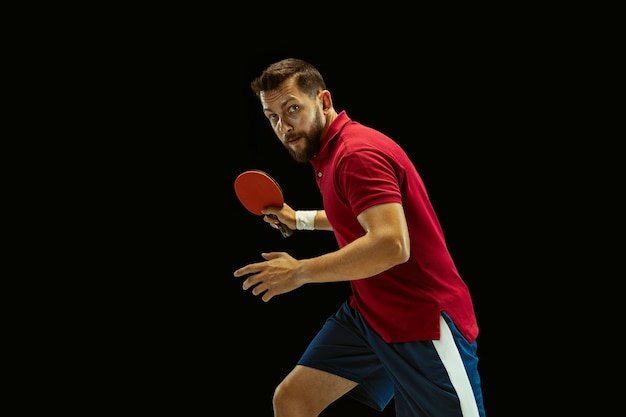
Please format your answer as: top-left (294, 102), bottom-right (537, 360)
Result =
top-left (273, 379), bottom-right (303, 416)
top-left (273, 379), bottom-right (318, 417)
top-left (272, 366), bottom-right (356, 416)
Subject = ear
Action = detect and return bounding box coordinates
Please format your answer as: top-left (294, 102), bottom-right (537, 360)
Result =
top-left (320, 90), bottom-right (332, 111)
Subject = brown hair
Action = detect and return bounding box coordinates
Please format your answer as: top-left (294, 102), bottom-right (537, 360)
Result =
top-left (250, 58), bottom-right (326, 100)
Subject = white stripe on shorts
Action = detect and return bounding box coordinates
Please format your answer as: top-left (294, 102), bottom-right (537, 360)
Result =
top-left (432, 314), bottom-right (480, 417)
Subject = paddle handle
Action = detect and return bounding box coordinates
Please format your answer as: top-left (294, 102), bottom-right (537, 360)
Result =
top-left (268, 214), bottom-right (293, 238)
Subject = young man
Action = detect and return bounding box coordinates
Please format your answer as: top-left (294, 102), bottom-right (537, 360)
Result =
top-left (234, 58), bottom-right (485, 417)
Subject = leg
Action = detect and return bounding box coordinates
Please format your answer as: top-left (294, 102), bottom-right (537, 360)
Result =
top-left (273, 365), bottom-right (358, 417)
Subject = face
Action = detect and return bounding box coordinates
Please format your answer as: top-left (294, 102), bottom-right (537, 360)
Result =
top-left (260, 78), bottom-right (326, 163)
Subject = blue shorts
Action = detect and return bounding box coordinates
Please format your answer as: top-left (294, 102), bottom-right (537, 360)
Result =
top-left (297, 301), bottom-right (485, 417)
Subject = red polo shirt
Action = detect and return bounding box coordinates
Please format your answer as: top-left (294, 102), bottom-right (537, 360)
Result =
top-left (309, 111), bottom-right (478, 343)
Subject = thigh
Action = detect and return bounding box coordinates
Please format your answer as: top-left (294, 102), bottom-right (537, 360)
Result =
top-left (297, 301), bottom-right (395, 411)
top-left (278, 364), bottom-right (358, 410)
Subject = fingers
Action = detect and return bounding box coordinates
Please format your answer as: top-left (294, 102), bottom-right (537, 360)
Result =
top-left (233, 264), bottom-right (256, 278)
top-left (263, 214), bottom-right (282, 229)
top-left (251, 283), bottom-right (274, 301)
top-left (233, 253), bottom-right (286, 302)
top-left (262, 204), bottom-right (296, 231)
top-left (233, 260), bottom-right (266, 291)
top-left (238, 273), bottom-right (274, 302)
top-left (233, 253), bottom-right (278, 277)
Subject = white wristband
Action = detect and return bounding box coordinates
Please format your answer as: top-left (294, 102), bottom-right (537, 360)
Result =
top-left (295, 210), bottom-right (316, 230)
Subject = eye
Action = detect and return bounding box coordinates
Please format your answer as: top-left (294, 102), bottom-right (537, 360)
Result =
top-left (268, 113), bottom-right (278, 121)
top-left (287, 105), bottom-right (299, 114)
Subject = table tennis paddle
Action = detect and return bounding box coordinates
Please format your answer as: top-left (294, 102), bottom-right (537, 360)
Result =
top-left (234, 169), bottom-right (293, 238)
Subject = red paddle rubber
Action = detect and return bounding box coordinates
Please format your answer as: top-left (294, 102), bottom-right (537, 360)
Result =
top-left (234, 170), bottom-right (293, 238)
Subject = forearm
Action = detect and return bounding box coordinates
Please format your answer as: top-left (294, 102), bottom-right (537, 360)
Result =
top-left (303, 210), bottom-right (332, 231)
top-left (297, 231), bottom-right (408, 283)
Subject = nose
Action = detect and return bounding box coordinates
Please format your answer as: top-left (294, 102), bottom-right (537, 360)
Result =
top-left (277, 118), bottom-right (292, 134)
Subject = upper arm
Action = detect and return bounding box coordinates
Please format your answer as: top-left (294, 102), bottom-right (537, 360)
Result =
top-left (356, 202), bottom-right (410, 261)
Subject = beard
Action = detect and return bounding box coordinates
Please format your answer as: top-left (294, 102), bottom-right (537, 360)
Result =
top-left (284, 107), bottom-right (324, 163)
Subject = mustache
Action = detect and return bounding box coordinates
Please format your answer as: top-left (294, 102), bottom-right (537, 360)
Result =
top-left (284, 133), bottom-right (303, 141)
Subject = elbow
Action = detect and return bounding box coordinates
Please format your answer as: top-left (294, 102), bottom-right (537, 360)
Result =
top-left (397, 242), bottom-right (410, 264)
top-left (400, 249), bottom-right (410, 264)
top-left (395, 226), bottom-right (411, 264)
top-left (386, 235), bottom-right (410, 266)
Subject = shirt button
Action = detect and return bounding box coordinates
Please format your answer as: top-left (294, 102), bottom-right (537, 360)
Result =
top-left (317, 172), bottom-right (322, 177)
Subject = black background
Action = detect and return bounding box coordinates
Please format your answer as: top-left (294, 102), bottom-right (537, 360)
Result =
top-left (221, 49), bottom-right (513, 416)
top-left (40, 15), bottom-right (612, 415)
top-left (92, 44), bottom-right (563, 415)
